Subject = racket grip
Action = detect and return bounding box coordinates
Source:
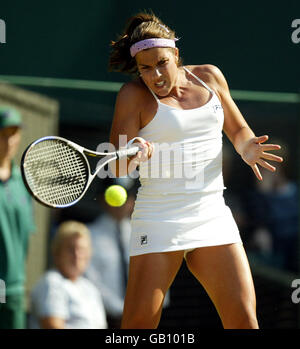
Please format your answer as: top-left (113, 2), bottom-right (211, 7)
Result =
top-left (116, 145), bottom-right (140, 159)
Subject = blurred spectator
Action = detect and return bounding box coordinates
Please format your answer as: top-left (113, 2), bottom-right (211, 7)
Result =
top-left (0, 106), bottom-right (35, 329)
top-left (85, 177), bottom-right (170, 328)
top-left (242, 139), bottom-right (298, 272)
top-left (84, 177), bottom-right (136, 328)
top-left (29, 220), bottom-right (107, 329)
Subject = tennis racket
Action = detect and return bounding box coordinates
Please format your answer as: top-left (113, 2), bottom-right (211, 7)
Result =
top-left (21, 136), bottom-right (139, 208)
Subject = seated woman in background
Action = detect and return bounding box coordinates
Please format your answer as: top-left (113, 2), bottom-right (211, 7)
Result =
top-left (29, 220), bottom-right (107, 329)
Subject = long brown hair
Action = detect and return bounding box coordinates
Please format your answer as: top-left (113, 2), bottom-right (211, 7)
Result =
top-left (108, 11), bottom-right (179, 75)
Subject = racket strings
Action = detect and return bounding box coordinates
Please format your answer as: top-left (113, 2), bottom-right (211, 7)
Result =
top-left (24, 140), bottom-right (88, 206)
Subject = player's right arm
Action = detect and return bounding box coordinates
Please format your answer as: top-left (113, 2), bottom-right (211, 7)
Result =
top-left (109, 81), bottom-right (153, 177)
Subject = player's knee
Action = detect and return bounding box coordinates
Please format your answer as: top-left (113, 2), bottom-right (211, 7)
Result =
top-left (222, 306), bottom-right (258, 329)
top-left (121, 310), bottom-right (161, 329)
top-left (231, 314), bottom-right (258, 329)
top-left (122, 296), bottom-right (165, 329)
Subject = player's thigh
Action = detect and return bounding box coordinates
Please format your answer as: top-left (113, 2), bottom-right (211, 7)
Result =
top-left (124, 250), bottom-right (184, 310)
top-left (185, 243), bottom-right (257, 323)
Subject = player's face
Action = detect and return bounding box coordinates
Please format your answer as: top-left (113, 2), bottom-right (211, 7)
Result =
top-left (136, 47), bottom-right (179, 97)
top-left (55, 235), bottom-right (91, 281)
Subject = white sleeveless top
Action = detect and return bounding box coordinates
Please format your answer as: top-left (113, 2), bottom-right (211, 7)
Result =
top-left (137, 67), bottom-right (226, 194)
top-left (129, 67), bottom-right (241, 256)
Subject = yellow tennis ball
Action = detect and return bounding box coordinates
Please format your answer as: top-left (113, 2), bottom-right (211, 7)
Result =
top-left (104, 185), bottom-right (127, 207)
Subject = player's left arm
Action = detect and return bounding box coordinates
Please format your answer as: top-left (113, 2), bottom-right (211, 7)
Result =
top-left (205, 64), bottom-right (283, 181)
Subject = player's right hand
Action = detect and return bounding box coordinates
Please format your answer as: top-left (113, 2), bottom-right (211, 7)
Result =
top-left (130, 137), bottom-right (154, 163)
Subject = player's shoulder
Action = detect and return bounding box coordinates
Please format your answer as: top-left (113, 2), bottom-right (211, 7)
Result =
top-left (117, 79), bottom-right (149, 104)
top-left (186, 64), bottom-right (228, 93)
top-left (186, 64), bottom-right (224, 83)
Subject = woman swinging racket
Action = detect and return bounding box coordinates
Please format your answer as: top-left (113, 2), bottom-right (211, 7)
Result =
top-left (108, 12), bottom-right (283, 329)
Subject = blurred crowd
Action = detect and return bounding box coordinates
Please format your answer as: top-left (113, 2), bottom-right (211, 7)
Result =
top-left (0, 106), bottom-right (298, 329)
top-left (223, 143), bottom-right (298, 272)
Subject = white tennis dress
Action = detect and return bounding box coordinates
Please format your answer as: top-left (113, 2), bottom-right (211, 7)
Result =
top-left (129, 67), bottom-right (242, 256)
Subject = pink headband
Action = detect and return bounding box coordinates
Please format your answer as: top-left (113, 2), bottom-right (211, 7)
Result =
top-left (130, 38), bottom-right (177, 58)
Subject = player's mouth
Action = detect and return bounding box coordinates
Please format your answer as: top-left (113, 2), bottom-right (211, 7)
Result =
top-left (154, 80), bottom-right (165, 89)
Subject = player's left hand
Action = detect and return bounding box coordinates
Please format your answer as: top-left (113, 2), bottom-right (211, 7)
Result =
top-left (241, 135), bottom-right (283, 181)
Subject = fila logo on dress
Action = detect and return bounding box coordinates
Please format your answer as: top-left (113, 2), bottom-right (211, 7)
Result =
top-left (140, 235), bottom-right (148, 246)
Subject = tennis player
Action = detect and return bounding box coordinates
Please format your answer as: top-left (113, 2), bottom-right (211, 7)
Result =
top-left (108, 12), bottom-right (283, 329)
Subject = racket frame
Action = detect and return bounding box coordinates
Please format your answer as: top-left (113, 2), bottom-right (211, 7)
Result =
top-left (21, 136), bottom-right (139, 209)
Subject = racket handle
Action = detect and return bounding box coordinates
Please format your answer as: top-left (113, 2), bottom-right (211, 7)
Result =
top-left (116, 145), bottom-right (140, 159)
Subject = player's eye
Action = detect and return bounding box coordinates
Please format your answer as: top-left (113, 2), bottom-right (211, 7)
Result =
top-left (158, 59), bottom-right (168, 66)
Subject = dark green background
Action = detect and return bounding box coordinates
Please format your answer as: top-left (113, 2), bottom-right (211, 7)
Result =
top-left (1, 2), bottom-right (299, 327)
top-left (1, 0), bottom-right (299, 92)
